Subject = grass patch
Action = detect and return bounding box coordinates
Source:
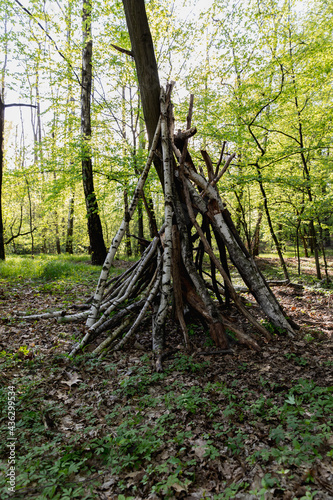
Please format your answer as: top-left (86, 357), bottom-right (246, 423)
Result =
top-left (0, 254), bottom-right (104, 299)
top-left (0, 254), bottom-right (100, 281)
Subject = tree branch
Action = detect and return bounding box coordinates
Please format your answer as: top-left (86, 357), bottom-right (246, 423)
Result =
top-left (13, 0), bottom-right (81, 86)
top-left (251, 123), bottom-right (300, 145)
top-left (111, 44), bottom-right (134, 58)
top-left (5, 227), bottom-right (37, 245)
top-left (5, 103), bottom-right (37, 109)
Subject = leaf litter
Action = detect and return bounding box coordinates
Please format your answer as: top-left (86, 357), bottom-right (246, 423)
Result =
top-left (0, 259), bottom-right (332, 499)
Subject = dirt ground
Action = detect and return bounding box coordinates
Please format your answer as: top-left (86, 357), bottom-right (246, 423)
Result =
top-left (0, 256), bottom-right (332, 499)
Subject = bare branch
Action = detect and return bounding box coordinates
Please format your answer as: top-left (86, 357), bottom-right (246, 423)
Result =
top-left (5, 103), bottom-right (37, 109)
top-left (5, 227), bottom-right (37, 245)
top-left (215, 141), bottom-right (226, 177)
top-left (111, 43), bottom-right (134, 58)
top-left (13, 0), bottom-right (81, 86)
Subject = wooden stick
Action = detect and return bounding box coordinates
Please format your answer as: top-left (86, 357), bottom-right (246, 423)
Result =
top-left (215, 141), bottom-right (226, 178)
top-left (85, 116), bottom-right (161, 329)
top-left (181, 172), bottom-right (271, 341)
top-left (201, 150), bottom-right (215, 183)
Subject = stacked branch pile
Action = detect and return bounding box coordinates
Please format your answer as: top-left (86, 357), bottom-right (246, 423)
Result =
top-left (18, 87), bottom-right (297, 368)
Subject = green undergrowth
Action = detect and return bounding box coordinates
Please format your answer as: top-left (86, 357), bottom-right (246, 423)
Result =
top-left (0, 254), bottom-right (102, 282)
top-left (256, 251), bottom-right (333, 290)
top-left (0, 352), bottom-right (332, 499)
top-left (0, 254), bottom-right (109, 303)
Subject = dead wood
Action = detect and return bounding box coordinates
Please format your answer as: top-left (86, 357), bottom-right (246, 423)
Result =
top-left (16, 86), bottom-right (299, 369)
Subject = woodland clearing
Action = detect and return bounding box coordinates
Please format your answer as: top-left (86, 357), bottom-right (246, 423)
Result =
top-left (0, 253), bottom-right (332, 500)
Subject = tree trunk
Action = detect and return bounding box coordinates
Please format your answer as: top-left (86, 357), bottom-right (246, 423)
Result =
top-left (318, 221), bottom-right (329, 283)
top-left (256, 164), bottom-right (289, 280)
top-left (81, 0), bottom-right (106, 265)
top-left (66, 193), bottom-right (74, 253)
top-left (55, 222), bottom-right (61, 254)
top-left (288, 28), bottom-right (321, 280)
top-left (25, 177), bottom-right (34, 256)
top-left (122, 0), bottom-right (163, 184)
top-left (309, 220), bottom-right (321, 279)
top-left (136, 199), bottom-right (145, 255)
top-left (0, 22), bottom-right (7, 261)
top-left (0, 96), bottom-right (5, 260)
top-left (251, 210), bottom-right (262, 257)
top-left (124, 187), bottom-right (132, 257)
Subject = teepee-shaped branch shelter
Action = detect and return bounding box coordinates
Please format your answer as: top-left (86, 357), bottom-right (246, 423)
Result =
top-left (19, 85), bottom-right (298, 370)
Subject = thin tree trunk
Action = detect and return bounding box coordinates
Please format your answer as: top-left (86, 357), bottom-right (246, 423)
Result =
top-left (132, 95), bottom-right (145, 255)
top-left (121, 85), bottom-right (132, 258)
top-left (142, 191), bottom-right (158, 238)
top-left (288, 25), bottom-right (321, 280)
top-left (318, 221), bottom-right (329, 283)
top-left (234, 187), bottom-right (251, 250)
top-left (256, 164), bottom-right (289, 280)
top-left (65, 2), bottom-right (75, 255)
top-left (301, 227), bottom-right (309, 258)
top-left (124, 187), bottom-right (132, 257)
top-left (296, 220), bottom-right (301, 275)
top-left (152, 88), bottom-right (173, 359)
top-left (81, 0), bottom-right (106, 265)
top-left (66, 192), bottom-right (74, 253)
top-left (136, 200), bottom-right (144, 254)
top-left (55, 218), bottom-right (61, 254)
top-left (0, 14), bottom-right (7, 261)
top-left (25, 177), bottom-right (34, 256)
top-left (0, 96), bottom-right (5, 260)
top-left (251, 210), bottom-right (262, 257)
top-left (309, 221), bottom-right (321, 279)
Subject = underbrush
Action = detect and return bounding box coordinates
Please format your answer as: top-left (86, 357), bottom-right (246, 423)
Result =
top-left (0, 255), bottom-right (332, 499)
top-left (0, 254), bottom-right (101, 281)
top-left (0, 254), bottom-right (104, 302)
top-left (0, 352), bottom-right (332, 499)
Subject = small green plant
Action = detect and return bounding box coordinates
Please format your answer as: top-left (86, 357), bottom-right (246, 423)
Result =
top-left (284, 352), bottom-right (308, 366)
top-left (249, 473), bottom-right (279, 499)
top-left (299, 488), bottom-right (320, 499)
top-left (214, 482), bottom-right (249, 499)
top-left (0, 349), bottom-right (13, 359)
top-left (188, 323), bottom-right (198, 336)
top-left (260, 319), bottom-right (285, 335)
top-left (169, 353), bottom-right (209, 373)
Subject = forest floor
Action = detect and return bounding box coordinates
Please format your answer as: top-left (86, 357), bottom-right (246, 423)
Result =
top-left (0, 254), bottom-right (332, 500)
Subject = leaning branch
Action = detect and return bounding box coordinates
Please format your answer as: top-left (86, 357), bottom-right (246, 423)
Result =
top-left (5, 227), bottom-right (37, 245)
top-left (13, 0), bottom-right (81, 86)
top-left (111, 44), bottom-right (134, 58)
top-left (85, 116), bottom-right (161, 329)
top-left (5, 103), bottom-right (37, 109)
top-left (182, 173), bottom-right (270, 343)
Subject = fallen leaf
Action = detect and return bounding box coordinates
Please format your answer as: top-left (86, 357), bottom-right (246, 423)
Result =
top-left (61, 371), bottom-right (82, 387)
top-left (192, 439), bottom-right (208, 460)
top-left (171, 482), bottom-right (187, 493)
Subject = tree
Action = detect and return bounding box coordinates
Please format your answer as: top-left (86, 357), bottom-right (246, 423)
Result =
top-left (81, 0), bottom-right (107, 265)
top-left (0, 94), bottom-right (5, 260)
top-left (0, 5), bottom-right (8, 260)
top-left (121, 0), bottom-right (162, 181)
top-left (0, 4), bottom-right (38, 259)
top-left (20, 0), bottom-right (298, 372)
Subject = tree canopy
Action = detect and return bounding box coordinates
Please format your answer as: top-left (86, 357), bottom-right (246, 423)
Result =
top-left (0, 0), bottom-right (331, 280)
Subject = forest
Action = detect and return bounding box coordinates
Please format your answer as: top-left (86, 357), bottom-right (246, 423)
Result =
top-left (0, 0), bottom-right (332, 499)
